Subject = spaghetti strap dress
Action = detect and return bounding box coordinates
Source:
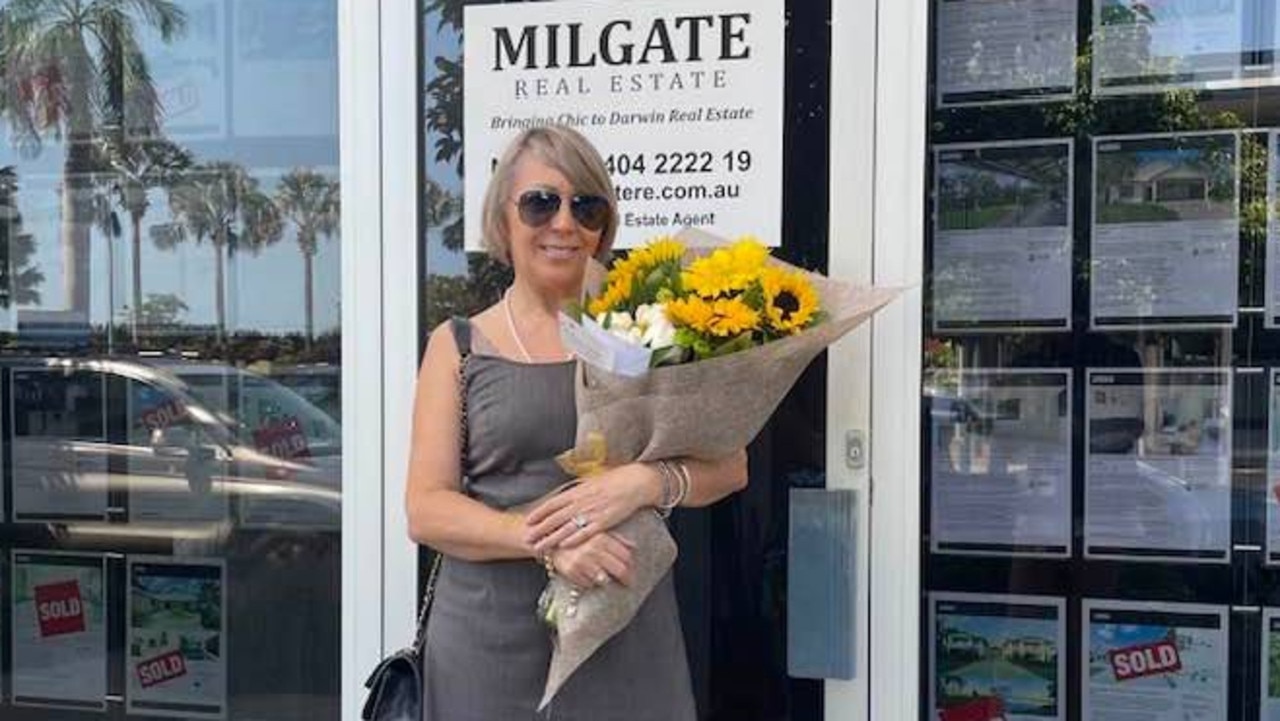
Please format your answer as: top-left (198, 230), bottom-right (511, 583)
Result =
top-left (422, 318), bottom-right (696, 721)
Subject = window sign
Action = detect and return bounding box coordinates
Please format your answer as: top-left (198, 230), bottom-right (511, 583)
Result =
top-left (1084, 369), bottom-right (1232, 562)
top-left (927, 369), bottom-right (1072, 557)
top-left (11, 551), bottom-right (108, 711)
top-left (1091, 133), bottom-right (1240, 329)
top-left (936, 0), bottom-right (1077, 107)
top-left (1093, 0), bottom-right (1245, 94)
top-left (929, 593), bottom-right (1066, 721)
top-left (462, 0), bottom-right (785, 249)
top-left (1083, 600), bottom-right (1228, 721)
top-left (9, 367), bottom-right (109, 521)
top-left (1263, 609), bottom-right (1280, 720)
top-left (127, 557), bottom-right (228, 719)
top-left (932, 140), bottom-right (1073, 332)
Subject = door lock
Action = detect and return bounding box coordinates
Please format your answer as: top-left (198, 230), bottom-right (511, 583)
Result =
top-left (845, 430), bottom-right (866, 470)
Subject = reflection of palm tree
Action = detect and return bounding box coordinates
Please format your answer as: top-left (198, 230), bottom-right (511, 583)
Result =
top-left (93, 134), bottom-right (192, 342)
top-left (0, 0), bottom-right (186, 313)
top-left (156, 162), bottom-right (283, 341)
top-left (275, 169), bottom-right (339, 342)
top-left (0, 166), bottom-right (44, 307)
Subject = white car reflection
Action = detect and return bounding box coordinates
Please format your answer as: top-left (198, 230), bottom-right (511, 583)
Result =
top-left (7, 356), bottom-right (341, 541)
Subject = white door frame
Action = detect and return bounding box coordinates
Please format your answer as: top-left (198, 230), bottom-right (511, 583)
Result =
top-left (826, 0), bottom-right (927, 720)
top-left (338, 0), bottom-right (422, 719)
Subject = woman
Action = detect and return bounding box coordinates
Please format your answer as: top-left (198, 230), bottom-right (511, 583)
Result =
top-left (405, 124), bottom-right (748, 720)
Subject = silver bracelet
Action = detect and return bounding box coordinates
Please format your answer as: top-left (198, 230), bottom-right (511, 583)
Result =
top-left (672, 459), bottom-right (692, 508)
top-left (654, 460), bottom-right (680, 517)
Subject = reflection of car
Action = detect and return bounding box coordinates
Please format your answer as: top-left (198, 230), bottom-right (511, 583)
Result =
top-left (265, 364), bottom-right (341, 422)
top-left (5, 356), bottom-right (341, 533)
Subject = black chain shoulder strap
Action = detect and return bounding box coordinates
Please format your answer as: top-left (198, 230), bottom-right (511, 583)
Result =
top-left (411, 317), bottom-right (472, 654)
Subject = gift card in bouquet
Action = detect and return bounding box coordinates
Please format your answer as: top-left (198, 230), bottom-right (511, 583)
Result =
top-left (558, 312), bottom-right (652, 377)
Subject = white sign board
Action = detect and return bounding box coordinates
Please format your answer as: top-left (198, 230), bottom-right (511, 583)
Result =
top-left (463, 0), bottom-right (785, 250)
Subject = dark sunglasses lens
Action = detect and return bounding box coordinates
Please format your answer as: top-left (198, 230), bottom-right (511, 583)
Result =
top-left (571, 195), bottom-right (610, 231)
top-left (517, 190), bottom-right (560, 226)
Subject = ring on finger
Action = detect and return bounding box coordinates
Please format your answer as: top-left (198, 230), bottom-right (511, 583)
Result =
top-left (572, 512), bottom-right (589, 530)
top-left (594, 571), bottom-right (609, 586)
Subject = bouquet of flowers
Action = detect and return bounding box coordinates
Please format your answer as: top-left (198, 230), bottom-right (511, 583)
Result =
top-left (535, 228), bottom-right (900, 708)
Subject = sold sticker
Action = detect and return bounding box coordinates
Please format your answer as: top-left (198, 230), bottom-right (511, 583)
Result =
top-left (1108, 638), bottom-right (1181, 681)
top-left (34, 580), bottom-right (85, 637)
top-left (136, 649), bottom-right (187, 688)
top-left (253, 416), bottom-right (311, 460)
top-left (139, 399), bottom-right (188, 431)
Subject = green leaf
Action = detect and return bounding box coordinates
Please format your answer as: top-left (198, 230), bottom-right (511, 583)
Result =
top-left (650, 345), bottom-right (691, 367)
top-left (710, 332), bottom-right (755, 358)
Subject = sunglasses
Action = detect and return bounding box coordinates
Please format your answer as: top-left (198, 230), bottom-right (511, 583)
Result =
top-left (515, 189), bottom-right (610, 232)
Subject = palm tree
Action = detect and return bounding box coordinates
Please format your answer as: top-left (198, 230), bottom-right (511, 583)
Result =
top-left (275, 168), bottom-right (339, 342)
top-left (155, 162), bottom-right (282, 341)
top-left (93, 134), bottom-right (191, 341)
top-left (0, 166), bottom-right (44, 307)
top-left (0, 0), bottom-right (185, 314)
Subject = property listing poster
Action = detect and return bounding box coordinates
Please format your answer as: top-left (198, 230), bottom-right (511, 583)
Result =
top-left (1084, 369), bottom-right (1232, 562)
top-left (463, 0), bottom-right (785, 249)
top-left (9, 366), bottom-right (110, 521)
top-left (1083, 600), bottom-right (1227, 721)
top-left (932, 141), bottom-right (1073, 332)
top-left (10, 551), bottom-right (107, 710)
top-left (1263, 609), bottom-right (1280, 720)
top-left (1091, 133), bottom-right (1240, 328)
top-left (1268, 369), bottom-right (1280, 562)
top-left (1267, 132), bottom-right (1280, 328)
top-left (928, 369), bottom-right (1072, 556)
top-left (935, 0), bottom-right (1076, 106)
top-left (929, 592), bottom-right (1065, 721)
top-left (127, 557), bottom-right (227, 719)
top-left (124, 378), bottom-right (230, 525)
top-left (1093, 0), bottom-right (1244, 94)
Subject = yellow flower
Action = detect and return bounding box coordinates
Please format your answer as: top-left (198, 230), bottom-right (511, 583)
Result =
top-left (761, 268), bottom-right (820, 333)
top-left (682, 238), bottom-right (769, 298)
top-left (667, 296), bottom-right (761, 337)
top-left (629, 236), bottom-right (685, 268)
top-left (587, 274), bottom-right (633, 317)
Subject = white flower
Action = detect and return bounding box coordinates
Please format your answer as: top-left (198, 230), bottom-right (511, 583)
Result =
top-left (642, 311), bottom-right (676, 349)
top-left (634, 303), bottom-right (663, 328)
top-left (607, 311), bottom-right (634, 331)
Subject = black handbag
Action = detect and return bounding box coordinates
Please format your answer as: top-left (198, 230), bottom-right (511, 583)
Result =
top-left (362, 318), bottom-right (471, 721)
top-left (360, 554), bottom-right (441, 721)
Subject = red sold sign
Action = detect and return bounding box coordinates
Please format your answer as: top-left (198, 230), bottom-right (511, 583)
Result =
top-left (253, 416), bottom-right (311, 460)
top-left (1109, 639), bottom-right (1181, 681)
top-left (34, 580), bottom-right (85, 637)
top-left (136, 649), bottom-right (187, 688)
top-left (139, 400), bottom-right (188, 431)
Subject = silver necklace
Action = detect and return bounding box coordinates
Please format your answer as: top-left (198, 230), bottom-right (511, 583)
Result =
top-left (504, 288), bottom-right (572, 363)
top-left (503, 288), bottom-right (536, 363)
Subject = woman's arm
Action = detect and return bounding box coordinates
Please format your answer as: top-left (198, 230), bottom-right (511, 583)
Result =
top-left (404, 321), bottom-right (533, 561)
top-left (524, 450), bottom-right (749, 554)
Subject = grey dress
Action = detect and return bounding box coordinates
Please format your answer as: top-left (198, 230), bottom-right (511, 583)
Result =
top-left (423, 319), bottom-right (696, 721)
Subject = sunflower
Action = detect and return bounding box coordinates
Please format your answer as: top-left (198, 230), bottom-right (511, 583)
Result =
top-left (587, 274), bottom-right (634, 317)
top-left (629, 236), bottom-right (685, 268)
top-left (667, 296), bottom-right (761, 337)
top-left (761, 268), bottom-right (819, 333)
top-left (682, 238), bottom-right (769, 298)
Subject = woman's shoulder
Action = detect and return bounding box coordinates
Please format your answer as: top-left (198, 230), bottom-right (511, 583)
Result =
top-left (427, 304), bottom-right (503, 357)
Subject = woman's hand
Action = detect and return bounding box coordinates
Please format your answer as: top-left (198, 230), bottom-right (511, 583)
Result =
top-left (547, 532), bottom-right (636, 589)
top-left (525, 464), bottom-right (660, 555)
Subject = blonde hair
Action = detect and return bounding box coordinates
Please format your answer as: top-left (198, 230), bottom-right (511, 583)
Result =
top-left (480, 124), bottom-right (618, 264)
